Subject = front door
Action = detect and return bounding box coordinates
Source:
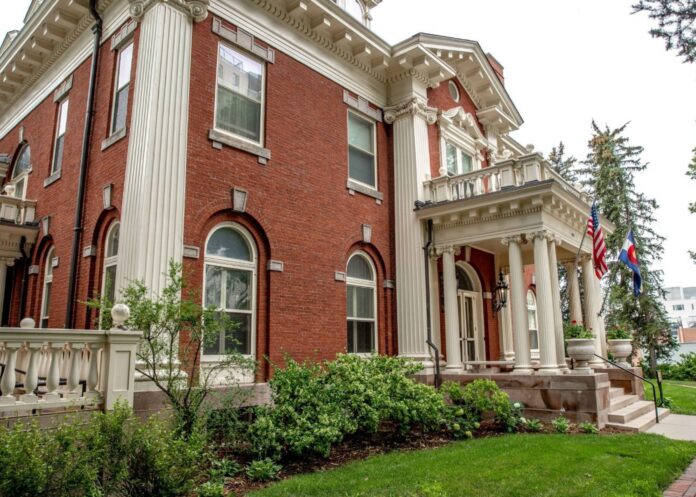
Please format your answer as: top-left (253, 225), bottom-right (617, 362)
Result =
top-left (458, 290), bottom-right (480, 364)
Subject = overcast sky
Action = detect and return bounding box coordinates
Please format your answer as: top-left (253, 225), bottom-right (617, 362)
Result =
top-left (2, 0), bottom-right (695, 287)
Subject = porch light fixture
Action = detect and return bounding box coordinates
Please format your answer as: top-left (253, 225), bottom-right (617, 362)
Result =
top-left (493, 271), bottom-right (508, 312)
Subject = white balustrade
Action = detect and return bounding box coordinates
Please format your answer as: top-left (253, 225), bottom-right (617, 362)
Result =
top-left (0, 307), bottom-right (141, 413)
top-left (0, 195), bottom-right (37, 224)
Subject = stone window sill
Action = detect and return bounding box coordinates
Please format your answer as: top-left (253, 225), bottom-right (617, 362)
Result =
top-left (347, 179), bottom-right (383, 201)
top-left (101, 127), bottom-right (127, 151)
top-left (208, 129), bottom-right (271, 164)
top-left (43, 171), bottom-right (61, 188)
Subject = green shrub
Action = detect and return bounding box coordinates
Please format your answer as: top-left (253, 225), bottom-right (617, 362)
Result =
top-left (606, 327), bottom-right (632, 340)
top-left (209, 458), bottom-right (242, 482)
top-left (579, 422), bottom-right (599, 434)
top-left (552, 416), bottom-right (570, 434)
top-left (564, 322), bottom-right (595, 339)
top-left (670, 353), bottom-right (696, 381)
top-left (246, 459), bottom-right (282, 481)
top-left (443, 380), bottom-right (521, 432)
top-left (521, 418), bottom-right (544, 432)
top-left (196, 481), bottom-right (225, 497)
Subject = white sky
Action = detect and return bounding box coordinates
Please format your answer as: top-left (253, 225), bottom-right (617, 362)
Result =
top-left (2, 0), bottom-right (695, 287)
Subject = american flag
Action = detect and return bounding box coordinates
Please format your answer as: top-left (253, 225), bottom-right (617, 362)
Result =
top-left (587, 202), bottom-right (608, 279)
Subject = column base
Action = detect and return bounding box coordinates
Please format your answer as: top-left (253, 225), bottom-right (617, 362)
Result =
top-left (511, 366), bottom-right (534, 375)
top-left (536, 367), bottom-right (562, 375)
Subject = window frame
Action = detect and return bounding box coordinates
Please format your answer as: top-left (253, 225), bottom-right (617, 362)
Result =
top-left (40, 247), bottom-right (55, 329)
top-left (213, 41), bottom-right (267, 148)
top-left (51, 98), bottom-right (69, 176)
top-left (110, 41), bottom-right (134, 136)
top-left (10, 143), bottom-right (31, 200)
top-left (346, 251), bottom-right (378, 355)
top-left (526, 289), bottom-right (539, 355)
top-left (448, 80), bottom-right (460, 102)
top-left (202, 222), bottom-right (258, 361)
top-left (101, 222), bottom-right (120, 306)
top-left (347, 110), bottom-right (378, 191)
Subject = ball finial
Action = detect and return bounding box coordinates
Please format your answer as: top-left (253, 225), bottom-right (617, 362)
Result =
top-left (111, 304), bottom-right (130, 329)
top-left (20, 317), bottom-right (36, 329)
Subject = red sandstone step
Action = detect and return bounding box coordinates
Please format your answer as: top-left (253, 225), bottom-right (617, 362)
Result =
top-left (606, 407), bottom-right (670, 432)
top-left (609, 387), bottom-right (625, 399)
top-left (610, 394), bottom-right (639, 411)
top-left (609, 400), bottom-right (655, 424)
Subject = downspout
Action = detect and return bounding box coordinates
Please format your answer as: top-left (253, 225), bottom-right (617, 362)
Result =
top-left (18, 236), bottom-right (28, 321)
top-left (423, 219), bottom-right (441, 388)
top-left (65, 0), bottom-right (102, 328)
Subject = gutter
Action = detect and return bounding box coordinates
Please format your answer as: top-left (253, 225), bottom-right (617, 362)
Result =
top-left (65, 0), bottom-right (102, 328)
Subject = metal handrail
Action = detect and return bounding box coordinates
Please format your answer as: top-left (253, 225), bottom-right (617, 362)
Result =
top-left (593, 354), bottom-right (659, 425)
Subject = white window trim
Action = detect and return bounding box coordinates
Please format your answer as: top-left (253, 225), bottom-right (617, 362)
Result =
top-left (346, 250), bottom-right (378, 355)
top-left (40, 247), bottom-right (54, 329)
top-left (110, 41), bottom-right (133, 136)
top-left (448, 81), bottom-right (460, 102)
top-left (527, 289), bottom-right (540, 356)
top-left (10, 143), bottom-right (31, 200)
top-left (213, 41), bottom-right (266, 149)
top-left (101, 222), bottom-right (120, 298)
top-left (437, 108), bottom-right (487, 178)
top-left (347, 110), bottom-right (378, 191)
top-left (51, 98), bottom-right (69, 176)
top-left (202, 222), bottom-right (258, 361)
top-left (455, 261), bottom-right (486, 363)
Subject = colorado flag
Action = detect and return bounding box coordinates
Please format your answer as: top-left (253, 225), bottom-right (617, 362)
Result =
top-left (619, 230), bottom-right (642, 297)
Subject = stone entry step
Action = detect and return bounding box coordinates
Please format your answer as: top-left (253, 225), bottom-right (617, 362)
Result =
top-left (606, 407), bottom-right (671, 432)
top-left (609, 387), bottom-right (626, 399)
top-left (610, 394), bottom-right (640, 411)
top-left (609, 400), bottom-right (655, 424)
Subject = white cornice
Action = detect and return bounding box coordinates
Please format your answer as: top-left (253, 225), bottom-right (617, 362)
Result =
top-left (128, 0), bottom-right (209, 21)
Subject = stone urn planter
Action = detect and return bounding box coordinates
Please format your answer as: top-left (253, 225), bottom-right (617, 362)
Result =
top-left (607, 339), bottom-right (633, 368)
top-left (566, 338), bottom-right (595, 373)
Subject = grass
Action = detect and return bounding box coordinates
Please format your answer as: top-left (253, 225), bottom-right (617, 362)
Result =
top-left (249, 434), bottom-right (696, 497)
top-left (644, 380), bottom-right (696, 415)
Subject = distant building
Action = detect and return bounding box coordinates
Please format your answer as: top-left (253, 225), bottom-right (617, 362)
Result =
top-left (662, 287), bottom-right (696, 338)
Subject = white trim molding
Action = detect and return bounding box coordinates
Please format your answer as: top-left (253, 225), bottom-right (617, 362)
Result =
top-left (129, 0), bottom-right (210, 22)
top-left (212, 17), bottom-right (275, 63)
top-left (343, 90), bottom-right (382, 122)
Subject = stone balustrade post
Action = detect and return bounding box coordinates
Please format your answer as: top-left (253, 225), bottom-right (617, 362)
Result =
top-left (0, 343), bottom-right (19, 404)
top-left (20, 343), bottom-right (41, 401)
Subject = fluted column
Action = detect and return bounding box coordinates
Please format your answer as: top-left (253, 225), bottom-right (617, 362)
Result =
top-left (581, 255), bottom-right (604, 364)
top-left (530, 231), bottom-right (561, 374)
top-left (385, 98), bottom-right (438, 367)
top-left (547, 237), bottom-right (568, 371)
top-left (503, 236), bottom-right (532, 373)
top-left (117, 0), bottom-right (208, 296)
top-left (439, 246), bottom-right (462, 371)
top-left (565, 261), bottom-right (584, 324)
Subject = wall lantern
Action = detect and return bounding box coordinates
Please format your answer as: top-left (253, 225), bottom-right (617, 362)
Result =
top-left (231, 187), bottom-right (248, 213)
top-left (493, 271), bottom-right (508, 312)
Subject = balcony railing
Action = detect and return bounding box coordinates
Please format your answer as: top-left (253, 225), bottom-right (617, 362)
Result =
top-left (426, 153), bottom-right (589, 204)
top-left (0, 307), bottom-right (141, 414)
top-left (0, 195), bottom-right (36, 225)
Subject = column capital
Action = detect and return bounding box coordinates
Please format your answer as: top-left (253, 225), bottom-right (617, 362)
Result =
top-left (435, 244), bottom-right (461, 257)
top-left (501, 235), bottom-right (523, 247)
top-left (527, 229), bottom-right (553, 242)
top-left (129, 0), bottom-right (209, 22)
top-left (384, 97), bottom-right (438, 125)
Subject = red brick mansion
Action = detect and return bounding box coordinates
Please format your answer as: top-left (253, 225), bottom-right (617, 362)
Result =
top-left (0, 0), bottom-right (610, 387)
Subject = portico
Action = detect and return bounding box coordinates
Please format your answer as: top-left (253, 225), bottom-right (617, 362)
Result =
top-left (417, 152), bottom-right (612, 374)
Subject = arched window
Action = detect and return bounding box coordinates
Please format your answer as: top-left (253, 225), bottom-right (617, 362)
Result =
top-left (346, 252), bottom-right (377, 353)
top-left (203, 224), bottom-right (256, 357)
top-left (456, 266), bottom-right (474, 291)
top-left (102, 222), bottom-right (120, 304)
top-left (40, 247), bottom-right (54, 328)
top-left (527, 290), bottom-right (539, 352)
top-left (448, 81), bottom-right (460, 102)
top-left (10, 143), bottom-right (31, 199)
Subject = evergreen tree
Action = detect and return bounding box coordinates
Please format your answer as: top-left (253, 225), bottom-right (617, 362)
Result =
top-left (548, 142), bottom-right (579, 184)
top-left (578, 122), bottom-right (677, 370)
top-left (688, 147), bottom-right (696, 263)
top-left (632, 0), bottom-right (696, 63)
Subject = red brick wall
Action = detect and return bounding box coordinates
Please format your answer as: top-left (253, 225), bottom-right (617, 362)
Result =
top-left (184, 17), bottom-right (395, 379)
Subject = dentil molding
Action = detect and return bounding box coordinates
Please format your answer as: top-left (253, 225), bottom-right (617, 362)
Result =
top-left (129, 0), bottom-right (209, 22)
top-left (384, 98), bottom-right (437, 125)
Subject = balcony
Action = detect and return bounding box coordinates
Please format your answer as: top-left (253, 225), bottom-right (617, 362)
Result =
top-left (0, 194), bottom-right (39, 261)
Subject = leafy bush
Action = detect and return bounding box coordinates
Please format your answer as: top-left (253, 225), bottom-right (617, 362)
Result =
top-left (442, 380), bottom-right (521, 433)
top-left (606, 327), bottom-right (632, 340)
top-left (579, 422), bottom-right (599, 434)
top-left (209, 458), bottom-right (242, 482)
top-left (564, 321), bottom-right (595, 339)
top-left (246, 459), bottom-right (282, 481)
top-left (552, 416), bottom-right (571, 434)
top-left (196, 481), bottom-right (225, 497)
top-left (521, 418), bottom-right (544, 432)
top-left (667, 353), bottom-right (696, 381)
top-left (248, 355), bottom-right (446, 459)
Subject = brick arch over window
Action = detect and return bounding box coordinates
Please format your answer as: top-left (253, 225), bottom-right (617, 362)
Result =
top-left (193, 209), bottom-right (271, 381)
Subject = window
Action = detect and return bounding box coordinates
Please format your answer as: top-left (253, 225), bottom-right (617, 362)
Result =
top-left (203, 224), bottom-right (256, 357)
top-left (674, 304), bottom-right (685, 311)
top-left (10, 143), bottom-right (31, 199)
top-left (215, 44), bottom-right (265, 144)
top-left (346, 252), bottom-right (377, 353)
top-left (527, 290), bottom-right (539, 352)
top-left (448, 81), bottom-right (460, 102)
top-left (102, 222), bottom-right (120, 305)
top-left (111, 42), bottom-right (133, 134)
top-left (40, 247), bottom-right (55, 328)
top-left (445, 142), bottom-right (474, 176)
top-left (348, 112), bottom-right (377, 189)
top-left (51, 98), bottom-right (69, 175)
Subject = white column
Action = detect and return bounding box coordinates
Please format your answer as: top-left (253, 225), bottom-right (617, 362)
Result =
top-left (440, 246), bottom-right (462, 371)
top-left (385, 98), bottom-right (438, 367)
top-left (499, 271), bottom-right (515, 361)
top-left (503, 236), bottom-right (532, 373)
top-left (548, 238), bottom-right (568, 371)
top-left (530, 231), bottom-right (561, 374)
top-left (592, 271), bottom-right (608, 358)
top-left (565, 261), bottom-right (584, 324)
top-left (117, 0), bottom-right (208, 297)
top-left (428, 252), bottom-right (442, 363)
top-left (581, 255), bottom-right (604, 364)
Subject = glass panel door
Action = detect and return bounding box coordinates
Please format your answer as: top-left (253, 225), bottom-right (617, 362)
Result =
top-left (458, 292), bottom-right (477, 363)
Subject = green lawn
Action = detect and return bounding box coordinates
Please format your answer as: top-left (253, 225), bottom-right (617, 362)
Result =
top-left (644, 380), bottom-right (696, 415)
top-left (249, 434), bottom-right (696, 497)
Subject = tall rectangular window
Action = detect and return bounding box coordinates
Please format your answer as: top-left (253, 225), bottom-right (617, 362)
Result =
top-left (215, 44), bottom-right (264, 144)
top-left (348, 112), bottom-right (376, 189)
top-left (111, 42), bottom-right (133, 134)
top-left (445, 141), bottom-right (474, 176)
top-left (52, 99), bottom-right (69, 175)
